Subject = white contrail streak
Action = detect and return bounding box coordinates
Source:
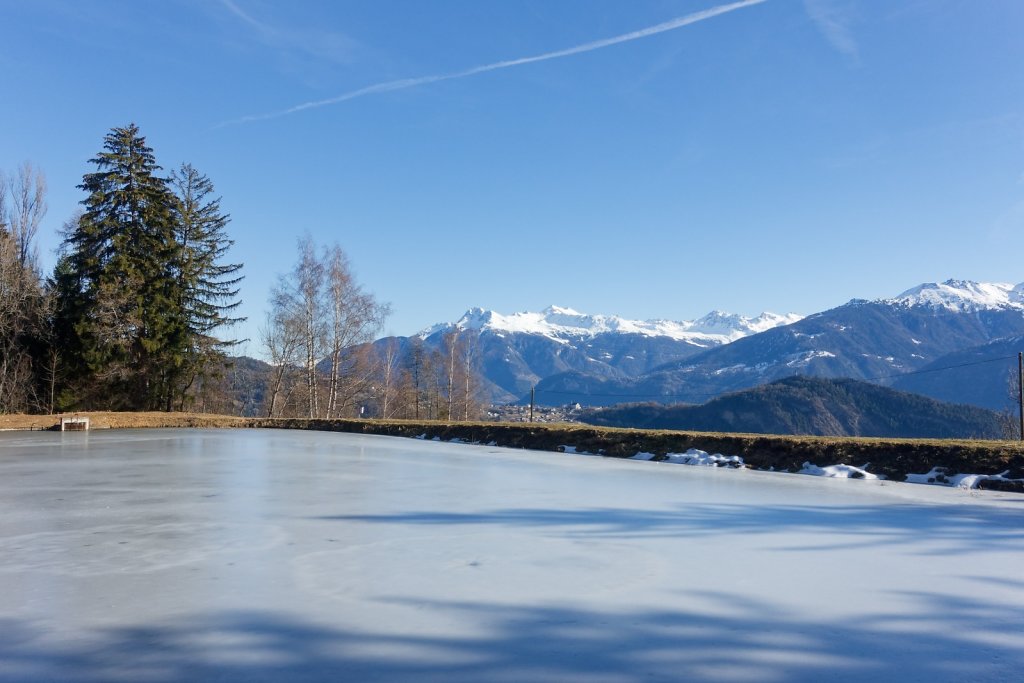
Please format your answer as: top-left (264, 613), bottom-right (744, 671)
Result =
top-left (222, 0), bottom-right (767, 126)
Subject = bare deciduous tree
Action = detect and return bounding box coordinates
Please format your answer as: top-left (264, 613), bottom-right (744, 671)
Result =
top-left (323, 245), bottom-right (389, 418)
top-left (264, 236), bottom-right (388, 419)
top-left (0, 228), bottom-right (37, 411)
top-left (443, 330), bottom-right (459, 421)
top-left (437, 328), bottom-right (484, 421)
top-left (4, 162), bottom-right (46, 271)
top-left (0, 163), bottom-right (47, 413)
top-left (377, 338), bottom-right (403, 419)
top-left (267, 237), bottom-right (327, 418)
top-left (460, 331), bottom-right (483, 420)
top-left (261, 309), bottom-right (303, 418)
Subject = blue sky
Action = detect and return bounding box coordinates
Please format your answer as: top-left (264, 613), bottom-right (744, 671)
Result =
top-left (3, 0), bottom-right (1023, 353)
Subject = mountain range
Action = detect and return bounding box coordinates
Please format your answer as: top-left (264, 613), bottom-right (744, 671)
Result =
top-left (389, 279), bottom-right (1024, 412)
top-left (406, 305), bottom-right (802, 403)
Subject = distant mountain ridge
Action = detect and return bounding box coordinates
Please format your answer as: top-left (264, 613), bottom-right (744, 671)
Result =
top-left (406, 304), bottom-right (802, 402)
top-left (231, 279), bottom-right (1024, 426)
top-left (578, 376), bottom-right (1006, 439)
top-left (887, 280), bottom-right (1024, 312)
top-left (534, 279), bottom-right (1024, 407)
top-left (421, 305), bottom-right (802, 347)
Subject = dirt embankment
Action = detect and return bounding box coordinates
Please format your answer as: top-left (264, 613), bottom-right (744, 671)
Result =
top-left (0, 412), bottom-right (250, 431)
top-left (5, 413), bottom-right (1024, 489)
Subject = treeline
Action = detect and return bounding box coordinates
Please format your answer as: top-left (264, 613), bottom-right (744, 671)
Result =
top-left (259, 239), bottom-right (484, 420)
top-left (1, 124), bottom-right (242, 413)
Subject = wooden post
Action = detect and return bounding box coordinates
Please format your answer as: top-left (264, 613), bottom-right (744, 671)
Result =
top-left (530, 386), bottom-right (535, 423)
top-left (60, 416), bottom-right (90, 431)
top-left (1018, 352), bottom-right (1023, 442)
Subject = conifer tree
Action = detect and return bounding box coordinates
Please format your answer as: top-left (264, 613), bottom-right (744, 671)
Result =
top-left (168, 163), bottom-right (244, 409)
top-left (61, 124), bottom-right (183, 409)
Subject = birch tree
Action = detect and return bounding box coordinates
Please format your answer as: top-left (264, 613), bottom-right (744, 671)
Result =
top-left (437, 329), bottom-right (484, 421)
top-left (376, 338), bottom-right (403, 419)
top-left (323, 245), bottom-right (389, 418)
top-left (4, 162), bottom-right (46, 270)
top-left (267, 237), bottom-right (325, 418)
top-left (265, 237), bottom-right (388, 419)
top-left (260, 309), bottom-right (303, 417)
top-left (0, 164), bottom-right (47, 413)
top-left (460, 331), bottom-right (482, 420)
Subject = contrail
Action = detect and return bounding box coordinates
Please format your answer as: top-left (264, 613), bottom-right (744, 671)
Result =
top-left (221, 0), bottom-right (767, 126)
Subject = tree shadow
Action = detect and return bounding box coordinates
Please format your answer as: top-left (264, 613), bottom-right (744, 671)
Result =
top-left (2, 582), bottom-right (1022, 682)
top-left (311, 501), bottom-right (1024, 555)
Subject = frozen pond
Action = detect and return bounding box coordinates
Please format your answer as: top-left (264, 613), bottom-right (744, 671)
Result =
top-left (1, 428), bottom-right (1023, 682)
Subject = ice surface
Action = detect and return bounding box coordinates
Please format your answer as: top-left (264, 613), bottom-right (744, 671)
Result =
top-left (2, 429), bottom-right (1024, 682)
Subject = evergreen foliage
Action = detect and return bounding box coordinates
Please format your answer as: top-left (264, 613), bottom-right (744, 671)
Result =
top-left (168, 163), bottom-right (244, 409)
top-left (580, 376), bottom-right (1006, 439)
top-left (56, 124), bottom-right (242, 410)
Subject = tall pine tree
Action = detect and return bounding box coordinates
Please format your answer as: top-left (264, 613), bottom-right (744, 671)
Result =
top-left (168, 163), bottom-right (244, 410)
top-left (60, 124), bottom-right (183, 410)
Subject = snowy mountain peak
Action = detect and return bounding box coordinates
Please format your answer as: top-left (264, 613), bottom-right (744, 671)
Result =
top-left (422, 305), bottom-right (803, 346)
top-left (888, 279), bottom-right (1024, 312)
top-left (1009, 283), bottom-right (1024, 305)
top-left (688, 310), bottom-right (802, 338)
top-left (455, 307), bottom-right (494, 329)
top-left (542, 305), bottom-right (583, 317)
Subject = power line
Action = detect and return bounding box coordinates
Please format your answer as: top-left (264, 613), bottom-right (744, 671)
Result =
top-left (857, 354), bottom-right (1017, 383)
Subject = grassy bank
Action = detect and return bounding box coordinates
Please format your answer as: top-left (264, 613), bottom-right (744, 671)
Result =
top-left (0, 411), bottom-right (250, 431)
top-left (250, 418), bottom-right (1024, 486)
top-left (4, 413), bottom-right (1024, 489)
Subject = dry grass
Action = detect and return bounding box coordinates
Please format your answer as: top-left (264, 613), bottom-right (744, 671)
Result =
top-left (0, 411), bottom-right (249, 431)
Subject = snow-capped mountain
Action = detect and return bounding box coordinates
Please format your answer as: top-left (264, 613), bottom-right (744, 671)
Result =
top-left (887, 279), bottom-right (1024, 312)
top-left (368, 280), bottom-right (1024, 409)
top-left (535, 279), bottom-right (1024, 407)
top-left (422, 305), bottom-right (802, 347)
top-left (392, 305), bottom-right (802, 402)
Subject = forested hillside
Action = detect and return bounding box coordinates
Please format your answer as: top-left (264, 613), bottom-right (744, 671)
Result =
top-left (580, 376), bottom-right (1007, 439)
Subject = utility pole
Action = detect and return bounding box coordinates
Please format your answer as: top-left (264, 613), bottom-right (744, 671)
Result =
top-left (529, 386), bottom-right (535, 423)
top-left (1018, 352), bottom-right (1023, 442)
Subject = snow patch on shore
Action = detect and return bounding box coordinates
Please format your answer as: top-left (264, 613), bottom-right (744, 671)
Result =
top-left (631, 449), bottom-right (745, 468)
top-left (905, 467), bottom-right (1022, 489)
top-left (429, 436), bottom-right (1022, 493)
top-left (800, 462), bottom-right (878, 480)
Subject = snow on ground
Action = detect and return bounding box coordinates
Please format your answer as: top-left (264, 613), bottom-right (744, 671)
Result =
top-left (567, 445), bottom-right (1019, 490)
top-left (2, 429), bottom-right (1024, 682)
top-left (630, 448), bottom-right (744, 468)
top-left (905, 466), bottom-right (1019, 489)
top-left (799, 462), bottom-right (878, 480)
